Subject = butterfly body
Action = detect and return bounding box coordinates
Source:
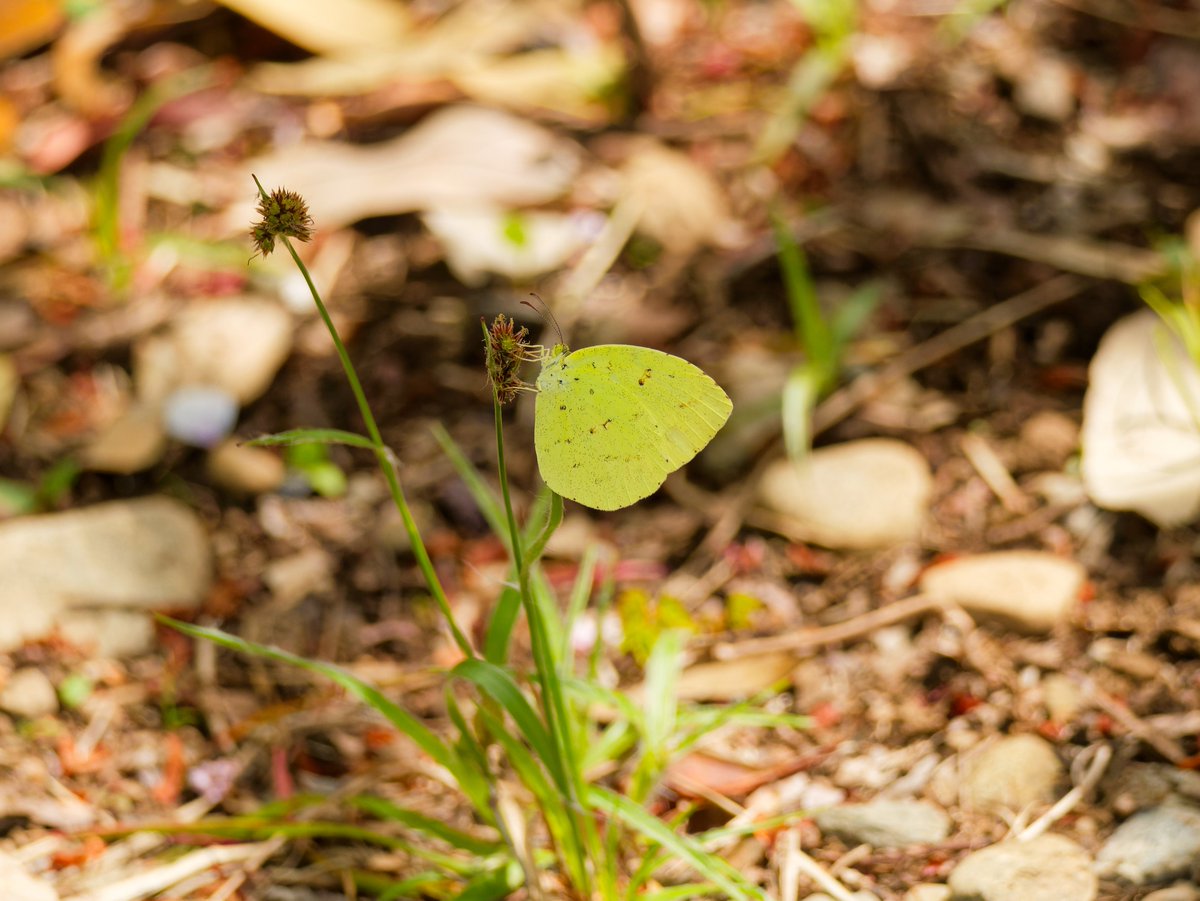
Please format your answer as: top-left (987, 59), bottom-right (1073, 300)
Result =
top-left (534, 344), bottom-right (732, 510)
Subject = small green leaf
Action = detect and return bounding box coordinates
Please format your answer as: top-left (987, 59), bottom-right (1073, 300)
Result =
top-left (58, 673), bottom-right (93, 709)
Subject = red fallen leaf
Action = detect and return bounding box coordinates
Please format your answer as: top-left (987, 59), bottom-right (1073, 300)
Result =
top-left (271, 746), bottom-right (294, 800)
top-left (1078, 581), bottom-right (1096, 603)
top-left (57, 734), bottom-right (110, 775)
top-left (724, 539), bottom-right (767, 574)
top-left (666, 749), bottom-right (830, 799)
top-left (1093, 713), bottom-right (1116, 736)
top-left (1037, 720), bottom-right (1064, 741)
top-left (950, 693), bottom-right (984, 717)
top-left (785, 543), bottom-right (835, 576)
top-left (363, 728), bottom-right (396, 750)
top-left (51, 834), bottom-right (106, 869)
top-left (152, 733), bottom-right (185, 805)
top-left (1037, 364), bottom-right (1088, 391)
top-left (809, 701), bottom-right (841, 729)
top-left (1177, 754), bottom-right (1200, 770)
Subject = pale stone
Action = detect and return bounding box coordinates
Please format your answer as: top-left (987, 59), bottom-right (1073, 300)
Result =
top-left (1041, 672), bottom-right (1083, 722)
top-left (1082, 311), bottom-right (1200, 527)
top-left (135, 296), bottom-right (293, 407)
top-left (1015, 55), bottom-right (1076, 122)
top-left (0, 497), bottom-right (210, 653)
top-left (757, 439), bottom-right (931, 550)
top-left (1019, 410), bottom-right (1079, 470)
top-left (82, 404), bottom-right (167, 473)
top-left (919, 551), bottom-right (1085, 632)
top-left (0, 849), bottom-right (57, 901)
top-left (207, 440), bottom-right (286, 495)
top-left (948, 834), bottom-right (1096, 901)
top-left (0, 668), bottom-right (58, 719)
top-left (814, 799), bottom-right (951, 848)
top-left (905, 886), bottom-right (951, 901)
top-left (962, 735), bottom-right (1063, 814)
top-left (1095, 805), bottom-right (1200, 885)
top-left (59, 609), bottom-right (156, 658)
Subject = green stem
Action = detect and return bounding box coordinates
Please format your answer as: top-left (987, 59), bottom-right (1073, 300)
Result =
top-left (258, 179), bottom-right (472, 658)
top-left (491, 394), bottom-right (594, 894)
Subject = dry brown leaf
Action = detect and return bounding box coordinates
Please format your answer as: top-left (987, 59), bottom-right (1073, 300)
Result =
top-left (224, 105), bottom-right (582, 234)
top-left (0, 0), bottom-right (64, 60)
top-left (214, 0), bottom-right (412, 55)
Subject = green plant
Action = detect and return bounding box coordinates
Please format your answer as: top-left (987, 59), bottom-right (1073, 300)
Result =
top-left (756, 0), bottom-right (859, 163)
top-left (158, 180), bottom-right (805, 899)
top-left (772, 211), bottom-right (880, 461)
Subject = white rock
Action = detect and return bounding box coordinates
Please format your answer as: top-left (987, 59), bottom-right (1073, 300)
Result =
top-left (814, 799), bottom-right (951, 847)
top-left (423, 207), bottom-right (591, 286)
top-left (1143, 885), bottom-right (1200, 901)
top-left (0, 668), bottom-right (58, 719)
top-left (135, 296), bottom-right (293, 407)
top-left (757, 439), bottom-right (932, 549)
top-left (81, 404), bottom-right (167, 473)
top-left (1082, 311), bottom-right (1200, 527)
top-left (1015, 55), bottom-right (1076, 122)
top-left (1019, 410), bottom-right (1079, 470)
top-left (948, 834), bottom-right (1096, 901)
top-left (59, 609), bottom-right (157, 658)
top-left (163, 386), bottom-right (239, 448)
top-left (0, 497), bottom-right (211, 653)
top-left (1095, 804), bottom-right (1200, 885)
top-left (961, 734), bottom-right (1063, 813)
top-left (0, 849), bottom-right (57, 901)
top-left (1041, 672), bottom-right (1083, 723)
top-left (905, 886), bottom-right (951, 901)
top-left (919, 551), bottom-right (1085, 632)
top-left (207, 440), bottom-right (286, 495)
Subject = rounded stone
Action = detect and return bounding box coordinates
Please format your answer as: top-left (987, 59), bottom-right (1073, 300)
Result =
top-left (919, 551), bottom-right (1085, 633)
top-left (962, 734), bottom-right (1063, 813)
top-left (757, 438), bottom-right (931, 550)
top-left (948, 834), bottom-right (1096, 901)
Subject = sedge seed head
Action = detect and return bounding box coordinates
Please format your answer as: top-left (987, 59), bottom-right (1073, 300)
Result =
top-left (484, 314), bottom-right (536, 406)
top-left (248, 184), bottom-right (314, 258)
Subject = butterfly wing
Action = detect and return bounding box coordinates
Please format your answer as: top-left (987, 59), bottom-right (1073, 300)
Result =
top-left (535, 345), bottom-right (732, 510)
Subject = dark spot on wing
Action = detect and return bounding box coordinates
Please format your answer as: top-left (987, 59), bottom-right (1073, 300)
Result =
top-left (638, 368), bottom-right (652, 386)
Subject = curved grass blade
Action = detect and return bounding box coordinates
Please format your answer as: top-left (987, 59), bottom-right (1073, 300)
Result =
top-left (451, 658), bottom-right (567, 795)
top-left (349, 796), bottom-right (503, 856)
top-left (585, 785), bottom-right (769, 901)
top-left (159, 616), bottom-right (491, 818)
top-left (245, 428), bottom-right (375, 450)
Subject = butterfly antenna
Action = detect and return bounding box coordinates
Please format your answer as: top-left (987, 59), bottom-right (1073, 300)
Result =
top-left (522, 294), bottom-right (565, 347)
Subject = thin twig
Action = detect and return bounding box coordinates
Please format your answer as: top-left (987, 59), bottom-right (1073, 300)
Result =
top-left (813, 274), bottom-right (1083, 434)
top-left (714, 593), bottom-right (953, 660)
top-left (1014, 743), bottom-right (1112, 843)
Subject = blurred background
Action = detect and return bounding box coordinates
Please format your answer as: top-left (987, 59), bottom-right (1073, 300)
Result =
top-left (3, 0), bottom-right (1200, 897)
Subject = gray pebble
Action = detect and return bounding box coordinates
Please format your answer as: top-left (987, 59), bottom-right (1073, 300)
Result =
top-left (815, 799), bottom-right (951, 848)
top-left (1095, 804), bottom-right (1200, 885)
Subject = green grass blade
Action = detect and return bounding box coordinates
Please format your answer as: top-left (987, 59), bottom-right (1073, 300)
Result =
top-left (484, 586), bottom-right (522, 666)
top-left (830, 281), bottom-right (883, 350)
top-left (782, 365), bottom-right (820, 464)
top-left (585, 785), bottom-right (769, 901)
top-left (639, 883), bottom-right (724, 901)
top-left (348, 796), bottom-right (502, 856)
top-left (245, 428), bottom-right (375, 450)
top-left (451, 659), bottom-right (567, 795)
top-left (159, 617), bottom-right (491, 818)
top-left (432, 423), bottom-right (509, 542)
top-left (453, 860), bottom-right (525, 901)
top-left (772, 211), bottom-right (832, 372)
top-left (558, 545), bottom-right (598, 665)
top-left (474, 705), bottom-right (581, 883)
